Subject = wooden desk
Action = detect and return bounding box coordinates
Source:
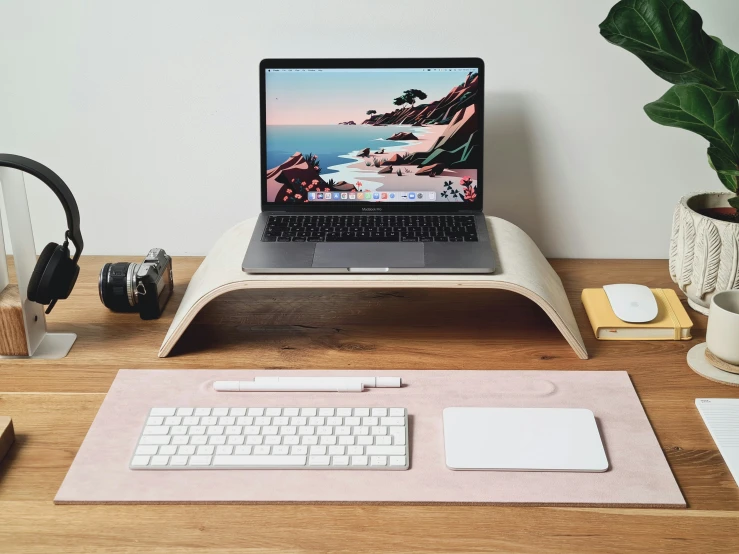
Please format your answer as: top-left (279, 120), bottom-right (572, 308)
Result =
top-left (1, 257), bottom-right (738, 552)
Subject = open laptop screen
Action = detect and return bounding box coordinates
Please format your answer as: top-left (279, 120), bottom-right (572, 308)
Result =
top-left (261, 60), bottom-right (482, 208)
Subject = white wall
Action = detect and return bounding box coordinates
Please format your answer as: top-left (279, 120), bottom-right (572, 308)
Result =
top-left (1, 0), bottom-right (737, 258)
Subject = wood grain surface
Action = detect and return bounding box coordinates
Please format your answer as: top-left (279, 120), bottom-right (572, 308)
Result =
top-left (1, 256), bottom-right (739, 553)
top-left (0, 285), bottom-right (28, 356)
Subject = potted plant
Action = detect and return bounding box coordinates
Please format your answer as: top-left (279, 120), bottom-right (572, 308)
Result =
top-left (600, 0), bottom-right (739, 314)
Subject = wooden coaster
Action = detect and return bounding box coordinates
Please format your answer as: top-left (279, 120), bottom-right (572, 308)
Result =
top-left (0, 417), bottom-right (14, 462)
top-left (705, 349), bottom-right (739, 375)
top-left (688, 343), bottom-right (739, 387)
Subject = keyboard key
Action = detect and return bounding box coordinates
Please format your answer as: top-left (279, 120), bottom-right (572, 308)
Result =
top-left (365, 446), bottom-right (406, 456)
top-left (309, 455), bottom-right (331, 466)
top-left (188, 456), bottom-right (212, 466)
top-left (131, 456), bottom-right (150, 467)
top-left (170, 455), bottom-right (188, 466)
top-left (389, 456), bottom-right (407, 467)
top-left (137, 437), bottom-right (170, 447)
top-left (143, 426), bottom-right (170, 435)
top-left (212, 455), bottom-right (307, 467)
top-left (151, 455), bottom-right (170, 466)
top-left (370, 456), bottom-right (387, 467)
top-left (151, 408), bottom-right (176, 416)
top-left (351, 455), bottom-right (369, 466)
top-left (135, 445), bottom-right (158, 456)
top-left (333, 455), bottom-right (349, 466)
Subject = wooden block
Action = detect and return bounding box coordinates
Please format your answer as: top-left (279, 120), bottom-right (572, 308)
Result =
top-left (0, 416), bottom-right (14, 462)
top-left (0, 285), bottom-right (28, 356)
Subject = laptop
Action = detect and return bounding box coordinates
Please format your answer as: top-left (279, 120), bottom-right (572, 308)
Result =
top-left (243, 58), bottom-right (496, 274)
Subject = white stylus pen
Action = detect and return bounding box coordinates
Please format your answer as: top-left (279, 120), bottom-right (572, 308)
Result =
top-left (213, 381), bottom-right (364, 392)
top-left (254, 376), bottom-right (402, 388)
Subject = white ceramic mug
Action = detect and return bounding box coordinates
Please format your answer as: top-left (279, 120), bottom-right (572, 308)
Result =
top-left (706, 290), bottom-right (739, 366)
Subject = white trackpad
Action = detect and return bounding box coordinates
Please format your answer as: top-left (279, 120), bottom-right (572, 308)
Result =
top-left (442, 407), bottom-right (608, 472)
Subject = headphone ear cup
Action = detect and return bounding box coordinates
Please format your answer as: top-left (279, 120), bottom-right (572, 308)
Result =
top-left (27, 242), bottom-right (80, 305)
top-left (27, 243), bottom-right (60, 304)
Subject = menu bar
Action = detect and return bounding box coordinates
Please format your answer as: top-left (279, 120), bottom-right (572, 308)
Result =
top-left (266, 68), bottom-right (476, 73)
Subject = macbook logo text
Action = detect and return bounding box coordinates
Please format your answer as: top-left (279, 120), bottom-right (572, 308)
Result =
top-left (362, 207), bottom-right (383, 211)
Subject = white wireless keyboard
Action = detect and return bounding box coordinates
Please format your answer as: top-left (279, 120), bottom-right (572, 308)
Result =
top-left (130, 407), bottom-right (409, 470)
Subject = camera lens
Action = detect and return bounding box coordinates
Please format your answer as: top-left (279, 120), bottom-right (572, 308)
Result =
top-left (99, 262), bottom-right (139, 312)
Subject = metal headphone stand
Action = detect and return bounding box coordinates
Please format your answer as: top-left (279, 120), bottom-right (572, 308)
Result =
top-left (0, 167), bottom-right (76, 359)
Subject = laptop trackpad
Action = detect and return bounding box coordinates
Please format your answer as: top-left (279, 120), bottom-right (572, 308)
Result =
top-left (313, 243), bottom-right (424, 269)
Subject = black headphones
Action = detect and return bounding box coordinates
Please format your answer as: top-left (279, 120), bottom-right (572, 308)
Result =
top-left (0, 154), bottom-right (83, 314)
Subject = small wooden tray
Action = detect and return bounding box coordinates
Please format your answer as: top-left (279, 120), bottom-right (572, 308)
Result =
top-left (0, 416), bottom-right (14, 462)
top-left (705, 349), bottom-right (739, 375)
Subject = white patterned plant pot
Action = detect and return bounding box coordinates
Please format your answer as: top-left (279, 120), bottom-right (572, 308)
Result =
top-left (669, 192), bottom-right (739, 315)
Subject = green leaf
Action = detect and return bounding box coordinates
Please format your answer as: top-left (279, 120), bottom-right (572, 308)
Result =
top-left (645, 84), bottom-right (739, 194)
top-left (729, 196), bottom-right (739, 210)
top-left (708, 147), bottom-right (739, 192)
top-left (645, 84), bottom-right (739, 158)
top-left (600, 0), bottom-right (739, 98)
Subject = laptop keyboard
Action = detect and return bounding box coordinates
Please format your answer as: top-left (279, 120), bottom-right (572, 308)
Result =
top-left (262, 215), bottom-right (479, 243)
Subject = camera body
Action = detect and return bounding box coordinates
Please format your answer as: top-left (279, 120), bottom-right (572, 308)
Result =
top-left (99, 248), bottom-right (173, 320)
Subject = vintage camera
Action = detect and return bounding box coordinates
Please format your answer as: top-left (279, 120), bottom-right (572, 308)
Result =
top-left (99, 248), bottom-right (173, 320)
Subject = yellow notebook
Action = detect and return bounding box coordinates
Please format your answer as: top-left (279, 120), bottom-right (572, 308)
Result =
top-left (581, 288), bottom-right (693, 341)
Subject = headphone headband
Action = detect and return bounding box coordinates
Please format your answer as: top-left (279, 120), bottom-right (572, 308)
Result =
top-left (0, 154), bottom-right (83, 260)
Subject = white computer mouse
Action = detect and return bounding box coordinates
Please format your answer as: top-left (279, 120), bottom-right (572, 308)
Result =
top-left (603, 284), bottom-right (658, 323)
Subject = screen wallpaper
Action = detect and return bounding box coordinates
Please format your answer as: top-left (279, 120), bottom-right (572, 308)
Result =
top-left (265, 67), bottom-right (480, 204)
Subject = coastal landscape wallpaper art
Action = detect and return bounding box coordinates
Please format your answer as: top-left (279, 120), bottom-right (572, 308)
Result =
top-left (265, 68), bottom-right (480, 203)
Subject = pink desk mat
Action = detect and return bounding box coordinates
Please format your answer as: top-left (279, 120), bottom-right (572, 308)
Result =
top-left (55, 370), bottom-right (685, 507)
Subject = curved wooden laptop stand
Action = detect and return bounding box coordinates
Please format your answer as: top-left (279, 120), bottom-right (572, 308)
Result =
top-left (159, 217), bottom-right (588, 359)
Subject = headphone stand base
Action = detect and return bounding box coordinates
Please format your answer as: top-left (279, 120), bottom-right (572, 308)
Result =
top-left (0, 167), bottom-right (77, 359)
top-left (0, 332), bottom-right (76, 360)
